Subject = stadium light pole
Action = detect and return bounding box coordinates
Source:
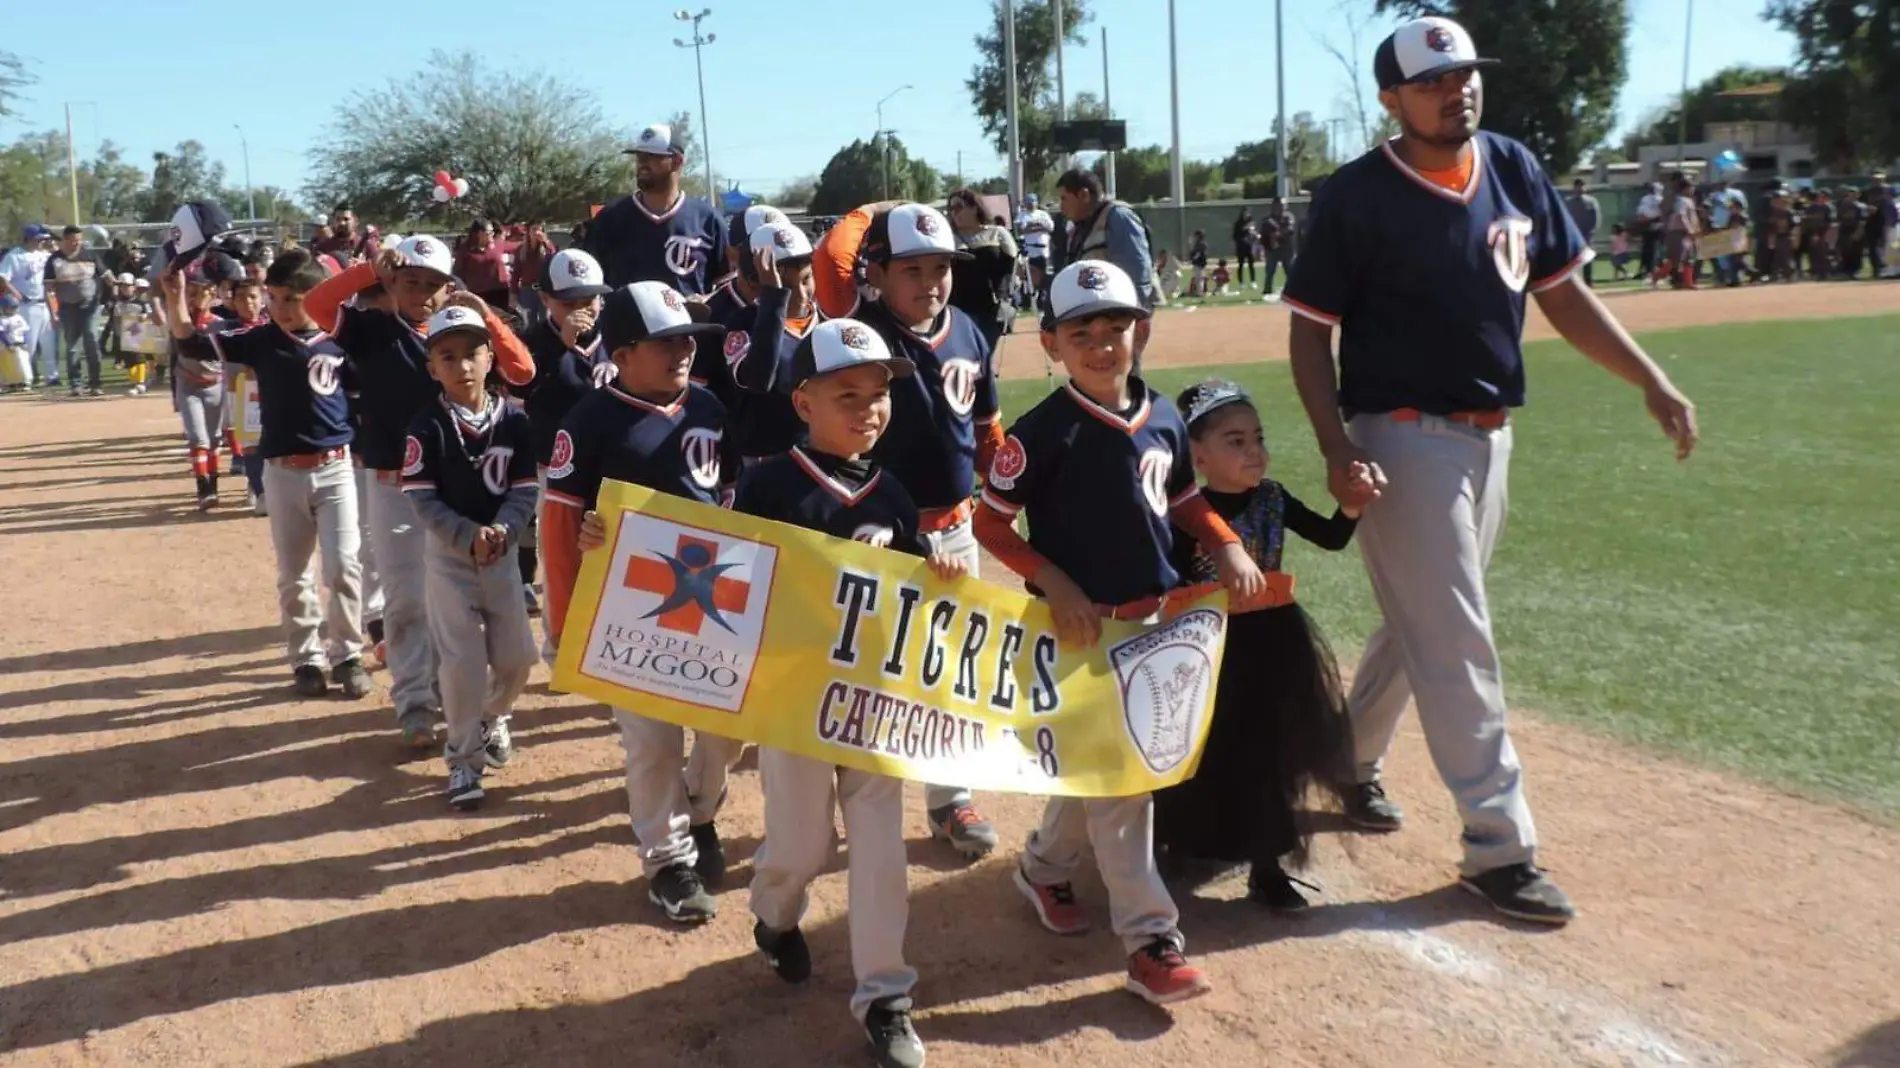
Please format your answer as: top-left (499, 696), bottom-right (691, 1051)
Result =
top-left (1274, 0), bottom-right (1288, 198)
top-left (673, 9), bottom-right (717, 202)
top-left (1168, 0), bottom-right (1185, 248)
top-left (1053, 0), bottom-right (1067, 173)
top-left (233, 124), bottom-right (256, 223)
top-left (1675, 0), bottom-right (1694, 173)
top-left (1102, 27), bottom-right (1115, 198)
top-left (1004, 0), bottom-right (1022, 207)
top-left (876, 85), bottom-right (913, 200)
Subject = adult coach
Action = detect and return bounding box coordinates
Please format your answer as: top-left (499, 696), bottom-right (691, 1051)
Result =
top-left (0, 226), bottom-right (56, 388)
top-left (1283, 16), bottom-right (1698, 925)
top-left (46, 226), bottom-right (112, 396)
top-left (583, 123), bottom-right (728, 296)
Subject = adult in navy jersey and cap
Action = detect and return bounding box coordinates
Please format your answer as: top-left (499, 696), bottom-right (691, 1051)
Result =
top-left (583, 123), bottom-right (729, 297)
top-left (1284, 16), bottom-right (1698, 926)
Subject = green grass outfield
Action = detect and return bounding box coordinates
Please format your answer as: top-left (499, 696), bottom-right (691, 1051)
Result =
top-left (997, 314), bottom-right (1900, 819)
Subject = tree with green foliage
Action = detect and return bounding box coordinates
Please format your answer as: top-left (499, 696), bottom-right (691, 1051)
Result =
top-left (1373, 0), bottom-right (1628, 175)
top-left (1620, 65), bottom-right (1786, 160)
top-left (305, 50), bottom-right (644, 225)
top-left (965, 0), bottom-right (1094, 187)
top-left (1765, 0), bottom-right (1900, 169)
top-left (0, 51), bottom-right (31, 122)
top-left (808, 136), bottom-right (943, 216)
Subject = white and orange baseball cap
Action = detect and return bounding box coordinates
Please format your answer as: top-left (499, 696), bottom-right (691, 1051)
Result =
top-left (1374, 17), bottom-right (1497, 91)
top-left (750, 221), bottom-right (814, 266)
top-left (537, 248), bottom-right (611, 299)
top-left (791, 318), bottom-right (914, 385)
top-left (393, 235), bottom-right (454, 280)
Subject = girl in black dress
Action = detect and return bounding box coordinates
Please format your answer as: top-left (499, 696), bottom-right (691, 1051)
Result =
top-left (1157, 380), bottom-right (1358, 910)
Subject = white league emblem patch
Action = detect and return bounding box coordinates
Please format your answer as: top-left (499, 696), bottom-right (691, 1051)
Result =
top-left (1108, 607), bottom-right (1224, 774)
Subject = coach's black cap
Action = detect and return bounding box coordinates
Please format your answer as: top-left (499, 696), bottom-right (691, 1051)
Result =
top-left (1374, 17), bottom-right (1498, 91)
top-left (597, 281), bottom-right (726, 351)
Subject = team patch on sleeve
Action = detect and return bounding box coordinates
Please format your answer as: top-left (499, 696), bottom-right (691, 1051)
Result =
top-left (723, 330), bottom-right (751, 367)
top-left (401, 436), bottom-right (425, 478)
top-left (548, 429), bottom-right (577, 480)
top-left (986, 434), bottom-right (1028, 492)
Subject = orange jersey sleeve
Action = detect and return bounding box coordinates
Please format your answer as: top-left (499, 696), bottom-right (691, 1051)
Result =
top-left (812, 207), bottom-right (876, 320)
top-left (1169, 494), bottom-right (1241, 551)
top-left (483, 309), bottom-right (535, 387)
top-left (303, 262), bottom-right (378, 333)
top-left (974, 497), bottom-right (1050, 583)
top-left (542, 499), bottom-right (584, 645)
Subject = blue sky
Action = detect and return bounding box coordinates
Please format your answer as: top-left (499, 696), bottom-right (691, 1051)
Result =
top-left (5, 0), bottom-right (1792, 204)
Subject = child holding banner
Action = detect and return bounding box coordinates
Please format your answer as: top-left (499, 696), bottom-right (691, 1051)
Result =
top-left (219, 272), bottom-right (271, 515)
top-left (736, 317), bottom-right (966, 1068)
top-left (974, 260), bottom-right (1265, 1006)
top-left (1157, 380), bottom-right (1360, 911)
top-left (546, 280), bottom-right (743, 925)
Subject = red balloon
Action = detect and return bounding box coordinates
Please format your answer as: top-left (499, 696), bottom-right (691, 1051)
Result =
top-left (433, 169), bottom-right (454, 192)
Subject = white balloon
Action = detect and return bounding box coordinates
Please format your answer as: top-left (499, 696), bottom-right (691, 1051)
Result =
top-left (453, 177), bottom-right (470, 197)
top-left (432, 186), bottom-right (451, 203)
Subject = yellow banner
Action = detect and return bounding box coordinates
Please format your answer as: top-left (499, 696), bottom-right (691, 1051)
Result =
top-left (553, 480), bottom-right (1230, 798)
top-left (229, 370), bottom-right (262, 449)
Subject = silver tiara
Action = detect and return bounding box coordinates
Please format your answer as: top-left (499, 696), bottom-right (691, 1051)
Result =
top-left (1182, 380), bottom-right (1250, 427)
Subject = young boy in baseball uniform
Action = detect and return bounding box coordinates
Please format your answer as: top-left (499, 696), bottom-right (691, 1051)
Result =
top-left (305, 237), bottom-right (535, 747)
top-left (729, 221), bottom-right (819, 463)
top-left (544, 281), bottom-right (744, 925)
top-left (402, 306), bottom-right (540, 809)
top-left (164, 248), bottom-right (371, 699)
top-left (167, 254), bottom-right (243, 510)
top-left (974, 260), bottom-right (1264, 1005)
top-left (812, 201), bottom-right (1004, 859)
top-left (739, 318), bottom-right (966, 1068)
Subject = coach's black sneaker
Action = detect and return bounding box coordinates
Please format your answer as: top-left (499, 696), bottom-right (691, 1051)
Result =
top-left (482, 717), bottom-right (515, 769)
top-left (690, 821), bottom-right (726, 887)
top-left (1247, 863), bottom-right (1316, 912)
top-left (1344, 779), bottom-right (1404, 832)
top-left (863, 995), bottom-right (926, 1068)
top-left (333, 658), bottom-right (373, 699)
top-left (647, 862), bottom-right (717, 925)
top-left (752, 920), bottom-right (811, 983)
top-left (292, 665), bottom-right (329, 698)
top-left (447, 765), bottom-right (485, 811)
top-left (1459, 863), bottom-right (1577, 925)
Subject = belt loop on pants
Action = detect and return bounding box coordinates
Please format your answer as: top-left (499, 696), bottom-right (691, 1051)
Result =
top-left (1389, 407), bottom-right (1510, 431)
top-left (918, 499), bottom-right (974, 534)
top-left (268, 446), bottom-right (350, 470)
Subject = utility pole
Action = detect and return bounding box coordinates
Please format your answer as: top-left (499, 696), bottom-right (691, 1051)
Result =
top-left (1274, 0), bottom-right (1288, 198)
top-left (64, 103), bottom-right (81, 225)
top-left (1675, 0), bottom-right (1694, 173)
top-left (1103, 27), bottom-right (1116, 198)
top-left (673, 9), bottom-right (718, 201)
top-left (876, 85), bottom-right (913, 201)
top-left (1053, 0), bottom-right (1067, 173)
top-left (233, 124), bottom-right (256, 222)
top-left (1004, 0), bottom-right (1022, 206)
top-left (1168, 0), bottom-right (1185, 247)
top-left (957, 150), bottom-right (964, 190)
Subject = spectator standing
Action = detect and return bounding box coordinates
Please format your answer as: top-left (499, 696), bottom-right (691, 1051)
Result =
top-left (1231, 207), bottom-right (1259, 288)
top-left (945, 188), bottom-right (1020, 354)
top-left (1055, 168), bottom-right (1157, 364)
top-left (1187, 230), bottom-right (1209, 297)
top-left (1016, 193), bottom-right (1056, 309)
top-left (512, 221), bottom-right (558, 327)
top-left (453, 219), bottom-right (514, 308)
top-left (1650, 180), bottom-right (1699, 289)
top-left (1836, 188), bottom-right (1867, 278)
top-left (45, 225), bottom-right (112, 395)
top-left (1706, 180), bottom-right (1748, 287)
top-left (312, 203), bottom-right (381, 265)
top-left (1565, 179), bottom-right (1601, 287)
top-left (1634, 181), bottom-right (1664, 276)
top-left (1767, 186), bottom-right (1798, 281)
top-left (1802, 188), bottom-right (1838, 279)
top-left (0, 225), bottom-right (57, 388)
top-left (1261, 198), bottom-right (1297, 294)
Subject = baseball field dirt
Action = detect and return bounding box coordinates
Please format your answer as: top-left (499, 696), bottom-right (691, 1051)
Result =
top-left (3, 280), bottom-right (1897, 1068)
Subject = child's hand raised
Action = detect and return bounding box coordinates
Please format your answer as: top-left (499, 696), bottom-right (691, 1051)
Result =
top-left (577, 510), bottom-right (607, 551)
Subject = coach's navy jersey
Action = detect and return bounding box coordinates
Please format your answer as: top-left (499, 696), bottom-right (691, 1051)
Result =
top-left (334, 304), bottom-right (438, 470)
top-left (201, 323), bottom-right (355, 459)
top-left (583, 193), bottom-right (729, 296)
top-left (515, 319), bottom-right (616, 467)
top-left (400, 395), bottom-right (538, 525)
top-left (728, 286), bottom-right (813, 460)
top-left (544, 382), bottom-right (728, 512)
top-left (856, 300), bottom-right (999, 511)
top-left (981, 380), bottom-right (1198, 606)
top-left (734, 446), bottom-right (923, 557)
top-left (1282, 131), bottom-right (1588, 415)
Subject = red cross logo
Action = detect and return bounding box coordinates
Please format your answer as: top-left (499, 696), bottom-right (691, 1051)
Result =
top-left (622, 534), bottom-right (752, 635)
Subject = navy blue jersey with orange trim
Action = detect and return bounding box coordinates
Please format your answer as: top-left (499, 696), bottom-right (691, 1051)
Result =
top-left (733, 446), bottom-right (923, 557)
top-left (201, 323), bottom-right (355, 458)
top-left (544, 382), bottom-right (728, 512)
top-left (981, 380), bottom-right (1198, 606)
top-left (514, 319), bottom-right (616, 467)
top-left (334, 304), bottom-right (437, 470)
top-left (856, 300), bottom-right (999, 511)
top-left (1282, 131), bottom-right (1588, 415)
top-left (582, 193), bottom-right (729, 296)
top-left (400, 396), bottom-right (537, 524)
top-left (728, 286), bottom-right (813, 461)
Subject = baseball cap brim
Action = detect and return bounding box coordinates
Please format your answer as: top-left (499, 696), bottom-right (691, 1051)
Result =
top-left (645, 321), bottom-right (727, 342)
top-left (426, 321), bottom-right (491, 348)
top-left (545, 281), bottom-right (612, 299)
top-left (1051, 298), bottom-right (1151, 327)
top-left (801, 355), bottom-right (916, 385)
top-left (1389, 56), bottom-right (1498, 88)
top-left (877, 245), bottom-right (974, 263)
top-left (395, 263), bottom-right (454, 282)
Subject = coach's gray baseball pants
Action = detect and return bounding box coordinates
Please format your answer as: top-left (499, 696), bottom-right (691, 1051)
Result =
top-left (425, 540), bottom-right (538, 777)
top-left (612, 709), bottom-right (744, 876)
top-left (366, 473), bottom-right (438, 717)
top-left (1345, 412), bottom-right (1537, 876)
top-left (918, 517), bottom-right (980, 813)
top-left (751, 748), bottom-right (914, 1023)
top-left (263, 453), bottom-right (364, 670)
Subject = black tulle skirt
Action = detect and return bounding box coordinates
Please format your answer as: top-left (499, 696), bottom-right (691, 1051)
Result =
top-left (1153, 603), bottom-right (1352, 866)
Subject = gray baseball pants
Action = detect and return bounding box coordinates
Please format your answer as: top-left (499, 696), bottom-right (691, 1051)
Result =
top-left (262, 453), bottom-right (365, 670)
top-left (365, 473), bottom-right (438, 717)
top-left (425, 539), bottom-right (538, 777)
top-left (1345, 411), bottom-right (1537, 876)
top-left (918, 517), bottom-right (979, 813)
top-left (613, 710), bottom-right (744, 876)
